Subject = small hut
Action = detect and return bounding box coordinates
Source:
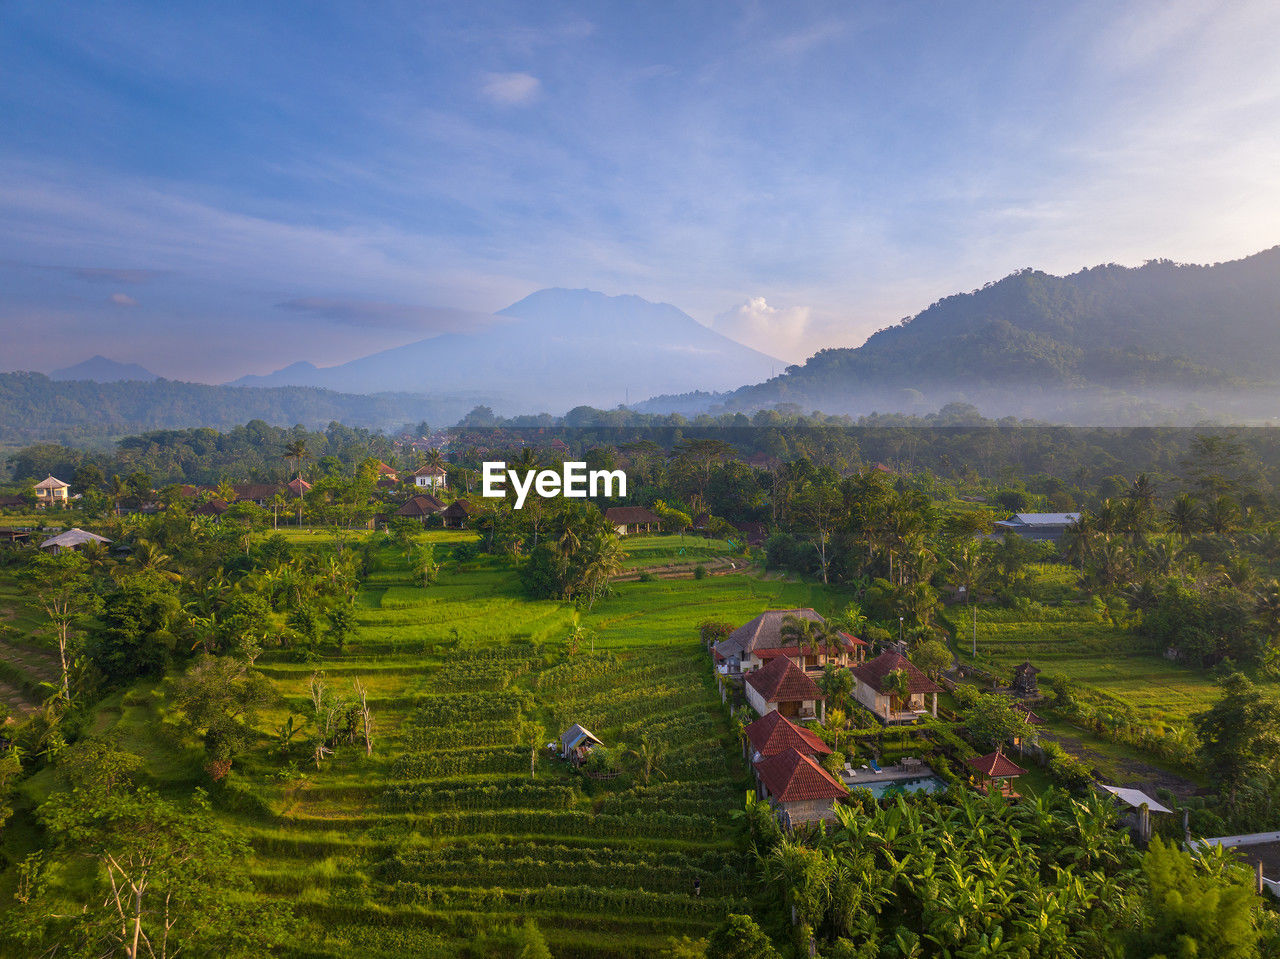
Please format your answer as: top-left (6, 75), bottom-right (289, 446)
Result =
top-left (560, 724), bottom-right (602, 767)
top-left (967, 749), bottom-right (1026, 797)
top-left (1011, 661), bottom-right (1041, 697)
top-left (39, 528), bottom-right (111, 554)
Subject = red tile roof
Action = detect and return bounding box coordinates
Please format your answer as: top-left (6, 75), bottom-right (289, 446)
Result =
top-left (745, 656), bottom-right (822, 703)
top-left (755, 747), bottom-right (847, 803)
top-left (968, 751), bottom-right (1026, 779)
top-left (413, 464), bottom-right (447, 476)
top-left (745, 711), bottom-right (831, 758)
top-left (850, 651), bottom-right (941, 696)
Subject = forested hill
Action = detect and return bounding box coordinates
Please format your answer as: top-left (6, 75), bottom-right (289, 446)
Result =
top-left (0, 372), bottom-right (483, 447)
top-left (724, 247), bottom-right (1280, 417)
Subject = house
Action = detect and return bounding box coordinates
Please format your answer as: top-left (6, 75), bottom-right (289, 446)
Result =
top-left (993, 512), bottom-right (1081, 543)
top-left (396, 494), bottom-right (445, 524)
top-left (0, 529), bottom-right (32, 546)
top-left (849, 651), bottom-right (940, 724)
top-left (40, 528), bottom-right (111, 553)
top-left (442, 499), bottom-right (477, 529)
top-left (373, 462), bottom-right (398, 482)
top-left (232, 483), bottom-right (282, 507)
top-left (286, 476), bottom-right (312, 497)
top-left (560, 723), bottom-right (602, 767)
top-left (604, 506), bottom-right (662, 536)
top-left (34, 476), bottom-right (70, 507)
top-left (753, 747), bottom-right (847, 826)
top-left (0, 496), bottom-right (28, 510)
top-left (193, 498), bottom-right (228, 518)
top-left (745, 656), bottom-right (824, 721)
top-left (744, 710), bottom-right (831, 763)
top-left (967, 750), bottom-right (1026, 797)
top-left (412, 464), bottom-right (448, 490)
top-left (712, 608), bottom-right (867, 675)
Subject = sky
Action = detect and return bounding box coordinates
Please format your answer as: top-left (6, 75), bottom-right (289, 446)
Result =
top-left (3, 0), bottom-right (1280, 381)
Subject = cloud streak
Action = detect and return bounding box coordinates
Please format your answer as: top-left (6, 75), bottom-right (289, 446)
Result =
top-left (479, 72), bottom-right (541, 105)
top-left (276, 297), bottom-right (499, 333)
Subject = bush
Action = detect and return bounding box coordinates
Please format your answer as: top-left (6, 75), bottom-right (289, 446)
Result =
top-left (693, 565), bottom-right (708, 580)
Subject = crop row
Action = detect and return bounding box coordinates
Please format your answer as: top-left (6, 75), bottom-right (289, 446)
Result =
top-left (407, 808), bottom-right (720, 842)
top-left (380, 880), bottom-right (742, 920)
top-left (401, 720), bottom-right (520, 750)
top-left (380, 781), bottom-right (580, 813)
top-left (377, 854), bottom-right (745, 897)
top-left (391, 746), bottom-right (530, 778)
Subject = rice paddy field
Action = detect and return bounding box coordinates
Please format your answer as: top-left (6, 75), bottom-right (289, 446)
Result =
top-left (958, 564), bottom-right (1279, 724)
top-left (40, 532), bottom-right (844, 958)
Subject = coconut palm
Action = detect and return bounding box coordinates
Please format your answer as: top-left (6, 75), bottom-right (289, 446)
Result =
top-left (284, 439), bottom-right (309, 479)
top-left (627, 736), bottom-right (667, 785)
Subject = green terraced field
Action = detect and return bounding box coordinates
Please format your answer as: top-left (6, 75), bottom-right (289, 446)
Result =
top-left (960, 567), bottom-right (1280, 724)
top-left (89, 531), bottom-right (845, 957)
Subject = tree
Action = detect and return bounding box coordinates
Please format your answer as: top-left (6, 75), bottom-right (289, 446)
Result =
top-left (7, 786), bottom-right (291, 958)
top-left (962, 694), bottom-right (1034, 751)
top-left (909, 639), bottom-right (952, 681)
top-left (706, 914), bottom-right (781, 959)
top-left (91, 578), bottom-right (181, 684)
top-left (628, 736), bottom-right (668, 786)
top-left (1132, 836), bottom-right (1262, 959)
top-left (793, 478), bottom-right (843, 584)
top-left (327, 603), bottom-right (357, 651)
top-left (1193, 672), bottom-right (1280, 804)
top-left (170, 655), bottom-right (277, 777)
top-left (26, 550), bottom-right (97, 702)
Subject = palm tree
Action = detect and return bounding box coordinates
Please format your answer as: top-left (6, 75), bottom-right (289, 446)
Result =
top-left (582, 533), bottom-right (626, 611)
top-left (883, 668), bottom-right (911, 714)
top-left (284, 439), bottom-right (310, 479)
top-left (107, 474), bottom-right (128, 516)
top-left (131, 539), bottom-right (181, 582)
top-left (269, 491), bottom-right (288, 530)
top-left (1166, 493), bottom-right (1199, 541)
top-left (780, 614), bottom-right (821, 669)
top-left (627, 736), bottom-right (667, 785)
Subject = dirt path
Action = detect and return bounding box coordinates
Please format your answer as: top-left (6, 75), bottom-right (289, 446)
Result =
top-left (1042, 730), bottom-right (1203, 799)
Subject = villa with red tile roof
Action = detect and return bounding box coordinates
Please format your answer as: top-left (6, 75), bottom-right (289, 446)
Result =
top-left (712, 609), bottom-right (866, 675)
top-left (753, 747), bottom-right (847, 825)
top-left (849, 650), bottom-right (941, 724)
top-left (743, 710), bottom-right (831, 763)
top-left (745, 656), bottom-right (824, 722)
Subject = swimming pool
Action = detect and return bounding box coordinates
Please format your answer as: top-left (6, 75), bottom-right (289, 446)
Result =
top-left (862, 776), bottom-right (948, 798)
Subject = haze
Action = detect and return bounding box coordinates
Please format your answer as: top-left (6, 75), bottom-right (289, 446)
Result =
top-left (3, 0), bottom-right (1280, 381)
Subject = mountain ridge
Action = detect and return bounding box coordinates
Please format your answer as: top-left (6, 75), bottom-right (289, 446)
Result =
top-left (230, 288), bottom-right (783, 412)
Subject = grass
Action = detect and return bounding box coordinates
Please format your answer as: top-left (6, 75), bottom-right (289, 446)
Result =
top-left (79, 531), bottom-right (849, 958)
top-left (954, 564), bottom-right (1278, 725)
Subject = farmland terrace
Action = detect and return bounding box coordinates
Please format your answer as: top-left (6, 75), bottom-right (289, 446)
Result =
top-left (84, 532), bottom-right (841, 958)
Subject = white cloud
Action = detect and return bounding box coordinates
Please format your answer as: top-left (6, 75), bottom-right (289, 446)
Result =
top-left (479, 72), bottom-right (541, 106)
top-left (110, 292), bottom-right (137, 306)
top-left (713, 297), bottom-right (812, 361)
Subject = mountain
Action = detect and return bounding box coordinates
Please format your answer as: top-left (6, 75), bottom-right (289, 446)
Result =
top-left (721, 247), bottom-right (1280, 422)
top-left (0, 372), bottom-right (487, 447)
top-left (232, 288), bottom-right (783, 413)
top-left (50, 355), bottom-right (158, 383)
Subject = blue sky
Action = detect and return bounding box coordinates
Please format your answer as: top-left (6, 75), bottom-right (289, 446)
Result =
top-left (3, 0), bottom-right (1279, 380)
